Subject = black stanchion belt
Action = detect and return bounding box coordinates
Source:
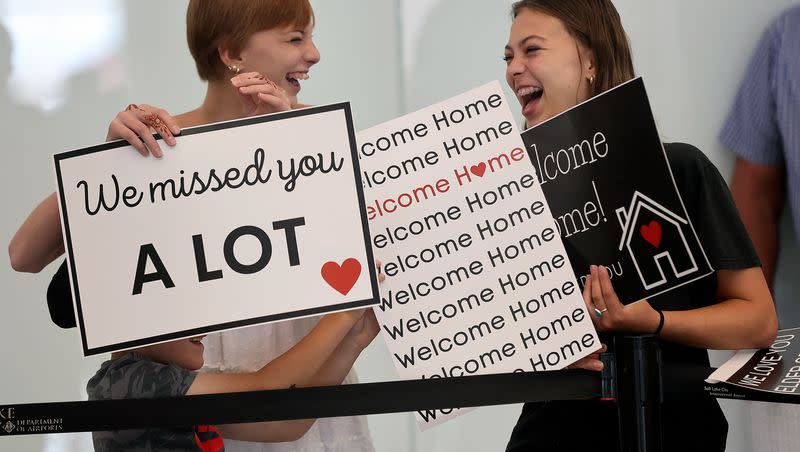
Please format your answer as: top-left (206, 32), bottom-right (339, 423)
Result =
top-left (3, 365), bottom-right (798, 436)
top-left (1, 369), bottom-right (600, 436)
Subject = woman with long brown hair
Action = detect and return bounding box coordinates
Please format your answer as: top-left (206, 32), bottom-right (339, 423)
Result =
top-left (502, 1), bottom-right (777, 450)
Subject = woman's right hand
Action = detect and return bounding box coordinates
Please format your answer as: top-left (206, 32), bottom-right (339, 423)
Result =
top-left (231, 72), bottom-right (292, 117)
top-left (106, 104), bottom-right (181, 158)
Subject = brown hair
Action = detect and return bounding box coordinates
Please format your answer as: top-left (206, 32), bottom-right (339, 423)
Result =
top-left (511, 0), bottom-right (634, 97)
top-left (187, 0), bottom-right (314, 81)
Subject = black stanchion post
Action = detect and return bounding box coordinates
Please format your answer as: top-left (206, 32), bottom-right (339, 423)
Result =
top-left (600, 351), bottom-right (617, 401)
top-left (615, 335), bottom-right (663, 452)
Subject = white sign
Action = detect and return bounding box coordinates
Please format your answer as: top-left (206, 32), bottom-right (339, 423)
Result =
top-left (357, 82), bottom-right (599, 428)
top-left (55, 104), bottom-right (379, 356)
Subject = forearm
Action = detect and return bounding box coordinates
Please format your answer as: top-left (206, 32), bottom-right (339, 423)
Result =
top-left (215, 323), bottom-right (364, 443)
top-left (658, 268), bottom-right (777, 350)
top-left (9, 193), bottom-right (65, 273)
top-left (660, 299), bottom-right (776, 350)
top-left (730, 158), bottom-right (784, 286)
top-left (218, 334), bottom-right (367, 442)
top-left (732, 193), bottom-right (780, 285)
top-left (219, 419), bottom-right (315, 443)
top-left (251, 314), bottom-right (358, 388)
top-left (188, 314), bottom-right (359, 396)
top-left (306, 340), bottom-right (363, 388)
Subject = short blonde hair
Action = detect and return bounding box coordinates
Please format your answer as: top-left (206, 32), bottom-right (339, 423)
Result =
top-left (187, 0), bottom-right (314, 81)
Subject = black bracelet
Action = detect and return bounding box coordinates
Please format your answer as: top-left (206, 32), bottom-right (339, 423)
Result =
top-left (654, 309), bottom-right (665, 336)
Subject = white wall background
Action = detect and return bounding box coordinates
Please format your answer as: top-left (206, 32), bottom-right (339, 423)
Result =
top-left (1, 1), bottom-right (797, 451)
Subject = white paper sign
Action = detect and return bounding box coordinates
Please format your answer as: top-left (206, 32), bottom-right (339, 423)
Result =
top-left (357, 82), bottom-right (599, 428)
top-left (55, 104), bottom-right (379, 356)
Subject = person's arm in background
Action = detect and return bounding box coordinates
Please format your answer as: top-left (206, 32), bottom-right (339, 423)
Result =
top-left (8, 193), bottom-right (64, 272)
top-left (720, 15), bottom-right (786, 289)
top-left (730, 158), bottom-right (786, 288)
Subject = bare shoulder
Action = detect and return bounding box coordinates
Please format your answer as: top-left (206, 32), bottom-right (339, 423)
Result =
top-left (174, 109), bottom-right (208, 128)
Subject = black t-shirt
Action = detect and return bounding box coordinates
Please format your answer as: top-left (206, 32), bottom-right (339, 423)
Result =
top-left (505, 143), bottom-right (761, 452)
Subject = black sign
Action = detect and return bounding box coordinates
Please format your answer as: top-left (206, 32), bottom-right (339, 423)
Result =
top-left (726, 329), bottom-right (800, 394)
top-left (521, 78), bottom-right (712, 304)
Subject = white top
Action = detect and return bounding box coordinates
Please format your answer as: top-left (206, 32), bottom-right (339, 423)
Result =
top-left (203, 316), bottom-right (375, 452)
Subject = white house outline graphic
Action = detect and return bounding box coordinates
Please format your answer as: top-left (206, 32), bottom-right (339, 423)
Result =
top-left (616, 191), bottom-right (698, 290)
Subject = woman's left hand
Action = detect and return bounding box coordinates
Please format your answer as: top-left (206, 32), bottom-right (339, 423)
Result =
top-left (583, 265), bottom-right (661, 334)
top-left (566, 343), bottom-right (607, 372)
top-left (231, 72), bottom-right (292, 117)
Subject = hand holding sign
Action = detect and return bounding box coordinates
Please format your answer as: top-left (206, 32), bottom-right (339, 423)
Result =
top-left (583, 265), bottom-right (661, 334)
top-left (107, 104), bottom-right (181, 158)
top-left (566, 342), bottom-right (607, 372)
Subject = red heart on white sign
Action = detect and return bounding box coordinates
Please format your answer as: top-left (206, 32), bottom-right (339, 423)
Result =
top-left (321, 258), bottom-right (361, 295)
top-left (470, 163), bottom-right (487, 177)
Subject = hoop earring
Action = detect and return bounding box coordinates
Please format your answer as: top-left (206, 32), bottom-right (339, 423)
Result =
top-left (227, 64), bottom-right (242, 75)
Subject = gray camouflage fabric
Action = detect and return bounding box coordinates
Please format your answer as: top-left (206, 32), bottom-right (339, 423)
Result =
top-left (86, 353), bottom-right (204, 451)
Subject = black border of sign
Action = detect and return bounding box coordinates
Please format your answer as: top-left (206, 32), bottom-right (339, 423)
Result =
top-left (53, 102), bottom-right (379, 356)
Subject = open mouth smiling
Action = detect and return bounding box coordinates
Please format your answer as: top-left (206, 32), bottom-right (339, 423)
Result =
top-left (517, 85), bottom-right (543, 116)
top-left (286, 71), bottom-right (309, 89)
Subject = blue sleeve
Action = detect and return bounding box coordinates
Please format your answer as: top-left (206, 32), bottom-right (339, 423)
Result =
top-left (719, 22), bottom-right (783, 166)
